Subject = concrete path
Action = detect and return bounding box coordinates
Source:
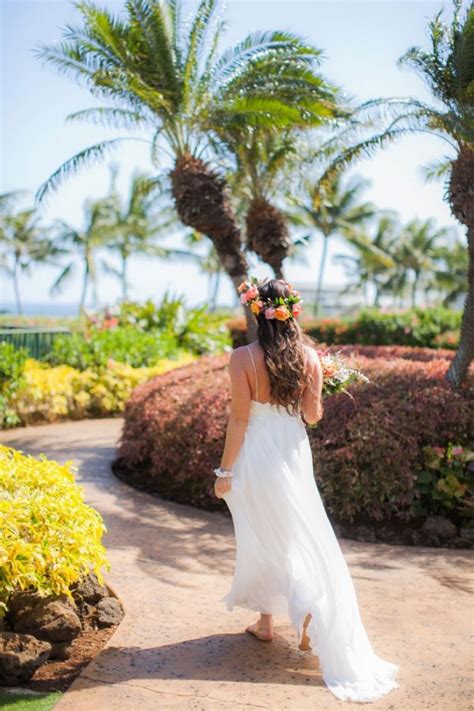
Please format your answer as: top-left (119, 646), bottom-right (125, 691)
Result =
top-left (1, 419), bottom-right (473, 711)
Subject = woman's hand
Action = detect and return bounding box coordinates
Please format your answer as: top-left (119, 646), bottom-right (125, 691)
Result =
top-left (214, 475), bottom-right (232, 498)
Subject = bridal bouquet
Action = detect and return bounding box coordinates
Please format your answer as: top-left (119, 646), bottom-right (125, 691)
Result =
top-left (316, 348), bottom-right (370, 399)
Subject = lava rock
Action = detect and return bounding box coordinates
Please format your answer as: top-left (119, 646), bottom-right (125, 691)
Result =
top-left (49, 640), bottom-right (74, 661)
top-left (72, 573), bottom-right (109, 605)
top-left (9, 593), bottom-right (81, 643)
top-left (422, 515), bottom-right (457, 542)
top-left (0, 632), bottom-right (51, 685)
top-left (96, 598), bottom-right (125, 628)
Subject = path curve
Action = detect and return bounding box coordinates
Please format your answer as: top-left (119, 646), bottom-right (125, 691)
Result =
top-left (1, 419), bottom-right (472, 710)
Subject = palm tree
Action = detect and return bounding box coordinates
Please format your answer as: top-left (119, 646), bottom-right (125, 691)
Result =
top-left (318, 1), bottom-right (474, 385)
top-left (0, 203), bottom-right (55, 314)
top-left (185, 230), bottom-right (223, 311)
top-left (227, 131), bottom-right (298, 279)
top-left (333, 214), bottom-right (399, 307)
top-left (399, 218), bottom-right (454, 307)
top-left (289, 174), bottom-right (376, 315)
top-left (219, 87), bottom-right (342, 279)
top-left (51, 198), bottom-right (113, 312)
top-left (37, 0), bottom-right (338, 337)
top-left (103, 169), bottom-right (196, 300)
top-left (428, 234), bottom-right (469, 306)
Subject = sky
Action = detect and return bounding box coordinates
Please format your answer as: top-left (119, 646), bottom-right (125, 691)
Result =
top-left (0, 0), bottom-right (463, 312)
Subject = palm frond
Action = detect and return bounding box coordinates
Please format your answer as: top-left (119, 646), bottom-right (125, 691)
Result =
top-left (66, 106), bottom-right (148, 128)
top-left (36, 139), bottom-right (129, 202)
top-left (182, 0), bottom-right (218, 109)
top-left (421, 156), bottom-right (453, 182)
top-left (50, 262), bottom-right (75, 294)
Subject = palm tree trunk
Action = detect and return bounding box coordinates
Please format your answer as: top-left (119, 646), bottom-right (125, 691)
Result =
top-left (79, 262), bottom-right (89, 314)
top-left (12, 260), bottom-right (22, 315)
top-left (210, 270), bottom-right (221, 312)
top-left (445, 226), bottom-right (474, 388)
top-left (121, 253), bottom-right (128, 301)
top-left (245, 198), bottom-right (290, 280)
top-left (170, 154), bottom-right (256, 341)
top-left (314, 235), bottom-right (329, 317)
top-left (411, 274), bottom-right (418, 308)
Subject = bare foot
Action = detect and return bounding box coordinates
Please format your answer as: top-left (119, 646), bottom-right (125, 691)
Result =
top-left (245, 619), bottom-right (273, 641)
top-left (299, 613), bottom-right (312, 651)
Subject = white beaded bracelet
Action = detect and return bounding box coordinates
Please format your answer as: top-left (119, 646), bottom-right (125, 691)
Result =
top-left (214, 466), bottom-right (233, 478)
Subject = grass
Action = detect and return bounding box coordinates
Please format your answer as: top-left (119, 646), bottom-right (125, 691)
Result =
top-left (0, 690), bottom-right (62, 711)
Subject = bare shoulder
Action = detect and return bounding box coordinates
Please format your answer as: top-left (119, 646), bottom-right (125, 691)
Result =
top-left (229, 345), bottom-right (250, 368)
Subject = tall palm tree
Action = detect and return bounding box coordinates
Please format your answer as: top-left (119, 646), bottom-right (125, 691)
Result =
top-left (103, 169), bottom-right (196, 299)
top-left (289, 174), bottom-right (376, 315)
top-left (227, 131), bottom-right (298, 279)
top-left (0, 204), bottom-right (55, 314)
top-left (37, 0), bottom-right (338, 337)
top-left (219, 90), bottom-right (342, 279)
top-left (399, 218), bottom-right (454, 307)
top-left (333, 214), bottom-right (399, 307)
top-left (51, 198), bottom-right (113, 312)
top-left (318, 1), bottom-right (474, 385)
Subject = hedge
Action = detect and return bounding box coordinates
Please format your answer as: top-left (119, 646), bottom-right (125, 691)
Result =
top-left (114, 346), bottom-right (474, 528)
top-left (228, 306), bottom-right (462, 350)
top-left (10, 354), bottom-right (195, 426)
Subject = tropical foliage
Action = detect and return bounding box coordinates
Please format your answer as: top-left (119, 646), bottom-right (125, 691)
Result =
top-left (12, 354), bottom-right (194, 425)
top-left (36, 0), bottom-right (344, 336)
top-left (289, 174), bottom-right (378, 315)
top-left (0, 445), bottom-right (109, 615)
top-left (0, 343), bottom-right (28, 428)
top-left (318, 0), bottom-right (474, 386)
top-left (0, 194), bottom-right (58, 314)
top-left (413, 443), bottom-right (474, 520)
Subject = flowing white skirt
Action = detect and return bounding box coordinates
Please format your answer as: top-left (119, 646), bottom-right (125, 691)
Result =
top-left (220, 400), bottom-right (400, 703)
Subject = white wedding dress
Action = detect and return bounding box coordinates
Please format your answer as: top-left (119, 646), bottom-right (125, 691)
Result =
top-left (220, 346), bottom-right (400, 703)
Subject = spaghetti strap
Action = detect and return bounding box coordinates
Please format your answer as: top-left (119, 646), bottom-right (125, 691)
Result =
top-left (246, 345), bottom-right (259, 402)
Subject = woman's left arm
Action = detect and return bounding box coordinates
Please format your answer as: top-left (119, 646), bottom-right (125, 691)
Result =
top-left (214, 350), bottom-right (251, 499)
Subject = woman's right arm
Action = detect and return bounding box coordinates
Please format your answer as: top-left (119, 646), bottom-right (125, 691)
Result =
top-left (302, 347), bottom-right (324, 426)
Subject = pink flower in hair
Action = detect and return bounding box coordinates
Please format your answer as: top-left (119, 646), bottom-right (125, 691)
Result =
top-left (292, 302), bottom-right (303, 317)
top-left (240, 285), bottom-right (259, 303)
top-left (265, 306), bottom-right (276, 319)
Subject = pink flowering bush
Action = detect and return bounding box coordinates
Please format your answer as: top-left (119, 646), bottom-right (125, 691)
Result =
top-left (114, 347), bottom-right (473, 527)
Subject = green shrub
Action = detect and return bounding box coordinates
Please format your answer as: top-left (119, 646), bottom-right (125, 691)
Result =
top-left (0, 445), bottom-right (109, 615)
top-left (47, 327), bottom-right (179, 370)
top-left (114, 347), bottom-right (473, 528)
top-left (413, 443), bottom-right (474, 520)
top-left (0, 343), bottom-right (27, 428)
top-left (228, 306), bottom-right (462, 349)
top-left (101, 295), bottom-right (231, 354)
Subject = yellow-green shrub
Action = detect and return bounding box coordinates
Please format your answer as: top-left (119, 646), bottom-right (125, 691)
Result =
top-left (0, 445), bottom-right (109, 614)
top-left (12, 354), bottom-right (195, 424)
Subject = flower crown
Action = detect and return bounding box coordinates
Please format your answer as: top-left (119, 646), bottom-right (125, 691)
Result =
top-left (238, 276), bottom-right (303, 321)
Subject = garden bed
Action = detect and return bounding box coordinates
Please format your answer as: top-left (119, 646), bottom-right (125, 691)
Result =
top-left (113, 345), bottom-right (474, 549)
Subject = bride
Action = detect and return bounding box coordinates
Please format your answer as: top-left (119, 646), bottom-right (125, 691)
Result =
top-left (213, 277), bottom-right (400, 703)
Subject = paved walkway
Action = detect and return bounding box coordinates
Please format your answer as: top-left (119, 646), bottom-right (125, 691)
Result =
top-left (1, 419), bottom-right (473, 711)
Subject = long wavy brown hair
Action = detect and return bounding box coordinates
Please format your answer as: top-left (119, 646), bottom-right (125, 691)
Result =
top-left (254, 279), bottom-right (317, 416)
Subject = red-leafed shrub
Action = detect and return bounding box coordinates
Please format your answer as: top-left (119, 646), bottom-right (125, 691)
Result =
top-left (113, 348), bottom-right (473, 528)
